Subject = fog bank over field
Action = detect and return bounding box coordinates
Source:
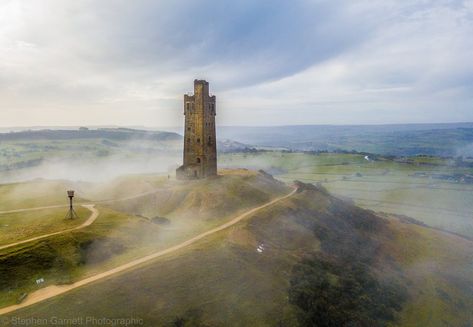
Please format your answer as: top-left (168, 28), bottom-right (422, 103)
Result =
top-left (0, 129), bottom-right (183, 183)
top-left (0, 155), bottom-right (180, 184)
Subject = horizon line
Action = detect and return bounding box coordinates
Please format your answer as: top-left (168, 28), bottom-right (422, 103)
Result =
top-left (1, 121), bottom-right (473, 130)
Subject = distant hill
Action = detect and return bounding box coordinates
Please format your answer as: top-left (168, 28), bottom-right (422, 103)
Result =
top-left (217, 139), bottom-right (255, 153)
top-left (5, 123), bottom-right (473, 157)
top-left (217, 123), bottom-right (473, 157)
top-left (0, 128), bottom-right (253, 152)
top-left (0, 128), bottom-right (181, 142)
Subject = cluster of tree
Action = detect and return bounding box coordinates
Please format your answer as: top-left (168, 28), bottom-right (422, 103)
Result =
top-left (171, 309), bottom-right (210, 327)
top-left (289, 254), bottom-right (407, 327)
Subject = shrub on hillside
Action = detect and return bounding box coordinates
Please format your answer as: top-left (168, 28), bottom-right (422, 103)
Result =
top-left (289, 255), bottom-right (407, 327)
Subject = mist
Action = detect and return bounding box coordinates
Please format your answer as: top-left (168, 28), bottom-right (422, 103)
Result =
top-left (0, 138), bottom-right (182, 184)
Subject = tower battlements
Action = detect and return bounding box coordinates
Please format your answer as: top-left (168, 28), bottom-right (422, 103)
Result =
top-left (176, 80), bottom-right (217, 179)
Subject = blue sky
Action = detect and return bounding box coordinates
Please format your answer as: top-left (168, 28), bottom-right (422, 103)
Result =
top-left (0, 0), bottom-right (472, 126)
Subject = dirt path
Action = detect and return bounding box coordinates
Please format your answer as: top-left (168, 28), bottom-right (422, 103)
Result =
top-left (0, 187), bottom-right (164, 250)
top-left (0, 205), bottom-right (99, 251)
top-left (0, 188), bottom-right (297, 315)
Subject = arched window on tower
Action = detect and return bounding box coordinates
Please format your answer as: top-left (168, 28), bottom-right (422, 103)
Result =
top-left (197, 158), bottom-right (201, 164)
top-left (208, 136), bottom-right (212, 146)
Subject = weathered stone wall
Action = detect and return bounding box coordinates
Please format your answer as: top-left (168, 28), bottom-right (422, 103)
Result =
top-left (177, 80), bottom-right (217, 179)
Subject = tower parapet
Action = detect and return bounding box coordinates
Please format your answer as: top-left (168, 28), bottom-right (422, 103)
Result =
top-left (176, 80), bottom-right (217, 179)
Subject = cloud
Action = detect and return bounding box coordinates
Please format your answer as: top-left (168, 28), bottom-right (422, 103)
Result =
top-left (0, 0), bottom-right (472, 126)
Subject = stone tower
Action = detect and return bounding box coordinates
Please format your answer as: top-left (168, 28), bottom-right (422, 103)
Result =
top-left (176, 80), bottom-right (217, 179)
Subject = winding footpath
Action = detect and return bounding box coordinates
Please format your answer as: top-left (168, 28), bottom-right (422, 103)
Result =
top-left (0, 187), bottom-right (297, 315)
top-left (0, 187), bottom-right (168, 251)
top-left (0, 205), bottom-right (99, 251)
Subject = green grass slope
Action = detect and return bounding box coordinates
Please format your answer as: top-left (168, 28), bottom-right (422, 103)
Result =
top-left (0, 206), bottom-right (90, 246)
top-left (4, 181), bottom-right (471, 326)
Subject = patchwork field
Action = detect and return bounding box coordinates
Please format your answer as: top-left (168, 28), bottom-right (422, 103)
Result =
top-left (220, 152), bottom-right (473, 238)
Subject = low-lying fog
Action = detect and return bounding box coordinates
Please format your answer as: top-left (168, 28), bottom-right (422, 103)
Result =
top-left (0, 155), bottom-right (181, 183)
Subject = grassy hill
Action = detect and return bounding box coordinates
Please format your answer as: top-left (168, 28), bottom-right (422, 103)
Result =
top-left (0, 171), bottom-right (289, 309)
top-left (105, 169), bottom-right (288, 220)
top-left (3, 178), bottom-right (471, 326)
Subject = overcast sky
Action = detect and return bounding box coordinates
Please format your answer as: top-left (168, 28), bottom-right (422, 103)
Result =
top-left (0, 0), bottom-right (472, 127)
